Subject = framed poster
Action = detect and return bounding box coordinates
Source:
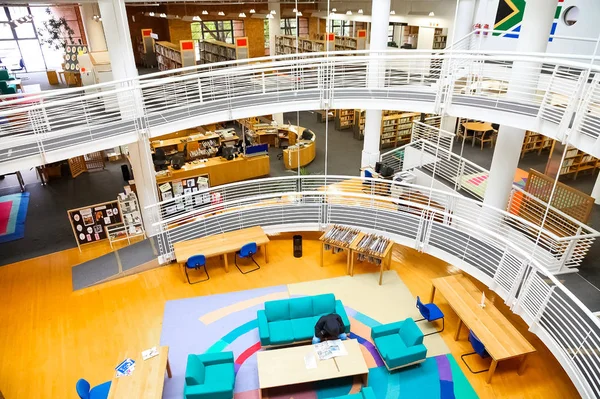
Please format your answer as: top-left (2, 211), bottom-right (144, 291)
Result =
top-left (67, 200), bottom-right (123, 250)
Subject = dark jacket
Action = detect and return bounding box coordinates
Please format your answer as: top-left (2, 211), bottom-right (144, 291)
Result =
top-left (314, 313), bottom-right (344, 340)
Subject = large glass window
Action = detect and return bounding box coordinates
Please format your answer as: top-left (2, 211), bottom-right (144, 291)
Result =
top-left (200, 20), bottom-right (243, 44)
top-left (330, 20), bottom-right (352, 36)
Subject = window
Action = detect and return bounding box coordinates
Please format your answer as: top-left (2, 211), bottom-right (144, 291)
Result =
top-left (198, 20), bottom-right (243, 44)
top-left (0, 6), bottom-right (48, 71)
top-left (388, 24), bottom-right (394, 43)
top-left (329, 20), bottom-right (352, 36)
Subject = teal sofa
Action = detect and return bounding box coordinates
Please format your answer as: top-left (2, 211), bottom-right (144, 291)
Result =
top-left (184, 352), bottom-right (235, 399)
top-left (371, 318), bottom-right (427, 370)
top-left (257, 293), bottom-right (351, 347)
top-left (332, 387), bottom-right (376, 399)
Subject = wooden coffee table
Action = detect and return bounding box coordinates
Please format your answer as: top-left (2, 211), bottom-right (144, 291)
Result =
top-left (257, 339), bottom-right (368, 398)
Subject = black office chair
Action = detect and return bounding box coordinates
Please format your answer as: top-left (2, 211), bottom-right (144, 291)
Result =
top-left (153, 148), bottom-right (168, 171)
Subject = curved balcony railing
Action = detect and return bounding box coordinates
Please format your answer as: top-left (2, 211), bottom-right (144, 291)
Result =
top-left (146, 174), bottom-right (599, 398)
top-left (1, 49), bottom-right (600, 173)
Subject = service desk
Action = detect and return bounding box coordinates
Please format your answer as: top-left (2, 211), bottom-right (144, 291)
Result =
top-left (279, 125), bottom-right (316, 169)
top-left (155, 155), bottom-right (270, 187)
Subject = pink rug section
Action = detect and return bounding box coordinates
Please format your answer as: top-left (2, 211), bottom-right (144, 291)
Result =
top-left (0, 200), bottom-right (13, 235)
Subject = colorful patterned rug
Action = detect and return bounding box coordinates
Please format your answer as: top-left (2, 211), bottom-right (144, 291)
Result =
top-left (0, 192), bottom-right (29, 243)
top-left (160, 272), bottom-right (478, 398)
top-left (456, 168), bottom-right (528, 198)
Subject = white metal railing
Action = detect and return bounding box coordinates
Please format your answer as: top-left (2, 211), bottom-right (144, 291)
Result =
top-left (146, 175), bottom-right (600, 399)
top-left (4, 48), bottom-right (600, 172)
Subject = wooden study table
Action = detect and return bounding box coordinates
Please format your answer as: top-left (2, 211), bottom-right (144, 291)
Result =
top-left (257, 339), bottom-right (368, 399)
top-left (108, 346), bottom-right (171, 399)
top-left (460, 122), bottom-right (495, 148)
top-left (350, 232), bottom-right (394, 285)
top-left (430, 275), bottom-right (536, 383)
top-left (173, 226), bottom-right (270, 273)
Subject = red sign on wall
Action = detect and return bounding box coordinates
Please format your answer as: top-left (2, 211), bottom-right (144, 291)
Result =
top-left (181, 41), bottom-right (194, 51)
top-left (142, 29), bottom-right (152, 37)
top-left (358, 30), bottom-right (366, 38)
top-left (236, 38), bottom-right (248, 47)
top-left (327, 33), bottom-right (335, 42)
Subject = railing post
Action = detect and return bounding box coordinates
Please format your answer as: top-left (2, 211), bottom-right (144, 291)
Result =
top-left (557, 227), bottom-right (583, 273)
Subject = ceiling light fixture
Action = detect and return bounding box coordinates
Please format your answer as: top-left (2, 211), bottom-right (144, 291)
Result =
top-left (332, 8), bottom-right (337, 12)
top-left (358, 9), bottom-right (363, 14)
top-left (218, 11), bottom-right (225, 16)
top-left (249, 9), bottom-right (255, 14)
top-left (193, 15), bottom-right (201, 21)
top-left (390, 10), bottom-right (395, 15)
top-left (346, 10), bottom-right (352, 15)
top-left (202, 10), bottom-right (208, 15)
top-left (266, 13), bottom-right (274, 19)
top-left (296, 11), bottom-right (302, 16)
top-left (292, 7), bottom-right (297, 12)
top-left (159, 12), bottom-right (167, 18)
top-left (239, 12), bottom-right (246, 17)
top-left (429, 11), bottom-right (435, 16)
top-left (270, 10), bottom-right (276, 15)
top-left (149, 11), bottom-right (155, 16)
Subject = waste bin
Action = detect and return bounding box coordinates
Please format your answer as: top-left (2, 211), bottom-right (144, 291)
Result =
top-left (293, 235), bottom-right (302, 258)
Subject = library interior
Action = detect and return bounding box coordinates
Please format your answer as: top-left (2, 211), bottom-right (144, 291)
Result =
top-left (1, 0), bottom-right (600, 399)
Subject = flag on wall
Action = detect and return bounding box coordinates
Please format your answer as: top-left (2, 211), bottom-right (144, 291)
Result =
top-left (493, 0), bottom-right (563, 41)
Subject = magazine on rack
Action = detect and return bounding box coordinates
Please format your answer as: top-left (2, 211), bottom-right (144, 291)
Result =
top-left (314, 339), bottom-right (348, 360)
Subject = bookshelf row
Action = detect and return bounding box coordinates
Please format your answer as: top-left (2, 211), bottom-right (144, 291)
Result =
top-left (274, 34), bottom-right (362, 55)
top-left (520, 131), bottom-right (553, 158)
top-left (560, 146), bottom-right (600, 179)
top-left (199, 40), bottom-right (237, 63)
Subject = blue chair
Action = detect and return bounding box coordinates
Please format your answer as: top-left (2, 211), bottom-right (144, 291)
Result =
top-left (186, 254), bottom-right (209, 284)
top-left (461, 330), bottom-right (491, 374)
top-left (235, 242), bottom-right (260, 274)
top-left (415, 296), bottom-right (444, 336)
top-left (76, 378), bottom-right (111, 399)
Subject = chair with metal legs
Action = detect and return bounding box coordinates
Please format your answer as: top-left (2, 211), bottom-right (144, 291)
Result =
top-left (461, 330), bottom-right (491, 374)
top-left (185, 254), bottom-right (209, 284)
top-left (415, 296), bottom-right (445, 336)
top-left (235, 242), bottom-right (260, 274)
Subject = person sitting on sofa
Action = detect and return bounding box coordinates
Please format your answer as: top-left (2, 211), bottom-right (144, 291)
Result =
top-left (313, 313), bottom-right (348, 344)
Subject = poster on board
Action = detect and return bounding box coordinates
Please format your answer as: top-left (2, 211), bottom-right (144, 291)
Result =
top-left (68, 200), bottom-right (123, 248)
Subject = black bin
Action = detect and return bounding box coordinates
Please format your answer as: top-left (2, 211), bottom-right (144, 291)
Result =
top-left (293, 235), bottom-right (302, 258)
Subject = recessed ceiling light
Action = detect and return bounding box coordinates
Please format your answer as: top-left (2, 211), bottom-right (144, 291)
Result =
top-left (332, 8), bottom-right (337, 12)
top-left (346, 10), bottom-right (352, 15)
top-left (249, 9), bottom-right (255, 14)
top-left (159, 13), bottom-right (166, 18)
top-left (390, 10), bottom-right (395, 15)
top-left (202, 10), bottom-right (208, 15)
top-left (429, 11), bottom-right (435, 17)
top-left (193, 15), bottom-right (201, 21)
top-left (358, 9), bottom-right (363, 14)
top-left (218, 11), bottom-right (225, 16)
top-left (149, 11), bottom-right (155, 16)
top-left (270, 10), bottom-right (276, 15)
top-left (239, 12), bottom-right (246, 17)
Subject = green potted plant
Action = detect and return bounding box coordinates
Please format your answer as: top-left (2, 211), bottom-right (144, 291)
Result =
top-left (37, 7), bottom-right (78, 85)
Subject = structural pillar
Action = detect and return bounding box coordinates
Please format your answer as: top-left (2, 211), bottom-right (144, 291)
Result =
top-left (98, 0), bottom-right (138, 81)
top-left (483, 0), bottom-right (556, 210)
top-left (440, 116), bottom-right (457, 134)
top-left (80, 3), bottom-right (108, 52)
top-left (361, 0), bottom-right (391, 167)
top-left (591, 173), bottom-right (600, 204)
top-left (268, 0), bottom-right (284, 126)
top-left (452, 0), bottom-right (476, 44)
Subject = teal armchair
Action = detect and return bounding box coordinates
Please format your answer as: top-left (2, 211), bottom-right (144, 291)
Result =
top-left (0, 69), bottom-right (15, 81)
top-left (184, 352), bottom-right (235, 399)
top-left (0, 81), bottom-right (16, 95)
top-left (371, 318), bottom-right (427, 370)
top-left (332, 387), bottom-right (376, 399)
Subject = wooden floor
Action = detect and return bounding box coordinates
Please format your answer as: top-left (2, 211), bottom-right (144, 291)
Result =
top-left (0, 232), bottom-right (579, 399)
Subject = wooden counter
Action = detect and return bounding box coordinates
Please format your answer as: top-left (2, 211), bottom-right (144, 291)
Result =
top-left (155, 155), bottom-right (270, 187)
top-left (283, 141), bottom-right (316, 169)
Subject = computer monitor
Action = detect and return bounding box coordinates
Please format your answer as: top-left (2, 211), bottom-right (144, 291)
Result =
top-left (375, 162), bottom-right (383, 173)
top-left (380, 165), bottom-right (395, 178)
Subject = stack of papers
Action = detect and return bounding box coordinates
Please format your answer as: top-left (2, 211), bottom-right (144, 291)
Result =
top-left (142, 346), bottom-right (159, 360)
top-left (314, 339), bottom-right (348, 360)
top-left (115, 358), bottom-right (135, 377)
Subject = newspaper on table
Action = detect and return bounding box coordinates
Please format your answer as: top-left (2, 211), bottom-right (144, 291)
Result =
top-left (115, 358), bottom-right (136, 377)
top-left (314, 339), bottom-right (348, 360)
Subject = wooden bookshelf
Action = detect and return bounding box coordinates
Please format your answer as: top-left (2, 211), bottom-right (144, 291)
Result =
top-left (402, 26), bottom-right (419, 48)
top-left (559, 146), bottom-right (600, 179)
top-left (333, 35), bottom-right (358, 51)
top-left (138, 29), bottom-right (157, 68)
top-left (316, 109), bottom-right (335, 123)
top-left (380, 112), bottom-right (420, 148)
top-left (275, 35), bottom-right (326, 55)
top-left (433, 28), bottom-right (448, 50)
top-left (353, 109), bottom-right (366, 140)
top-left (155, 41), bottom-right (182, 71)
top-left (521, 131), bottom-right (553, 158)
top-left (336, 109), bottom-right (355, 130)
top-left (199, 37), bottom-right (248, 64)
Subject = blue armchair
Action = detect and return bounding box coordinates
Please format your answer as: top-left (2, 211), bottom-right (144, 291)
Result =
top-left (415, 296), bottom-right (444, 336)
top-left (332, 387), bottom-right (376, 399)
top-left (75, 378), bottom-right (111, 399)
top-left (461, 330), bottom-right (491, 374)
top-left (185, 351), bottom-right (235, 399)
top-left (371, 318), bottom-right (427, 371)
top-left (235, 242), bottom-right (260, 274)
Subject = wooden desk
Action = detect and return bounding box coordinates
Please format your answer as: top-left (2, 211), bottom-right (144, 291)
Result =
top-left (430, 275), bottom-right (536, 383)
top-left (349, 232), bottom-right (394, 285)
top-left (283, 141), bottom-right (316, 169)
top-left (173, 226), bottom-right (270, 273)
top-left (108, 346), bottom-right (172, 399)
top-left (257, 339), bottom-right (368, 398)
top-left (155, 155), bottom-right (270, 187)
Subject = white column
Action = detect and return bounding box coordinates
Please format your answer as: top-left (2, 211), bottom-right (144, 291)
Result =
top-left (268, 0), bottom-right (281, 55)
top-left (441, 116), bottom-right (457, 134)
top-left (80, 3), bottom-right (108, 52)
top-left (127, 141), bottom-right (160, 235)
top-left (98, 0), bottom-right (138, 81)
top-left (483, 0), bottom-right (555, 210)
top-left (592, 173), bottom-right (600, 204)
top-left (361, 0), bottom-right (391, 167)
top-left (452, 0), bottom-right (476, 44)
top-left (273, 113), bottom-right (284, 125)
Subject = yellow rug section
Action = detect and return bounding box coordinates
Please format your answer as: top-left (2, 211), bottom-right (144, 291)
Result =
top-left (288, 270), bottom-right (450, 357)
